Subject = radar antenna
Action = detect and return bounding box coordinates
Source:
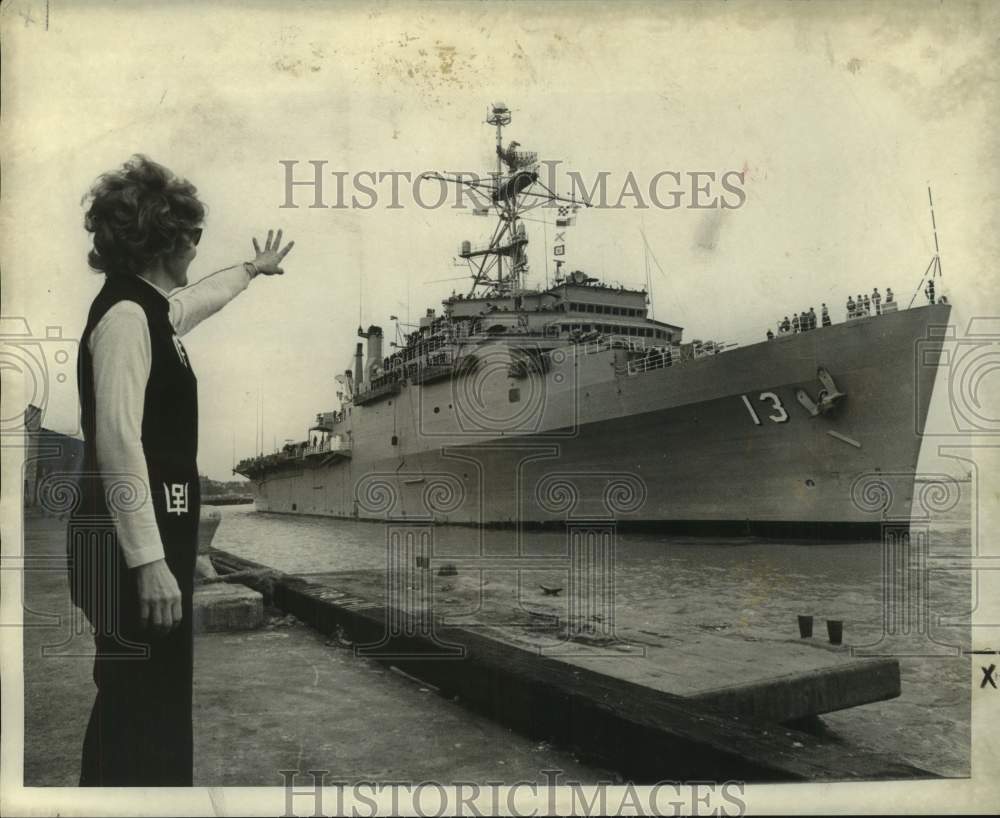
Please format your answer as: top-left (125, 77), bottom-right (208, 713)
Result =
top-left (425, 101), bottom-right (589, 300)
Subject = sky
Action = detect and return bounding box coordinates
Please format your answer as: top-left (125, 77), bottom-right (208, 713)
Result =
top-left (3, 0), bottom-right (998, 480)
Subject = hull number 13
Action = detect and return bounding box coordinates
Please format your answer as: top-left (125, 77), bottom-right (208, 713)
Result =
top-left (741, 392), bottom-right (789, 425)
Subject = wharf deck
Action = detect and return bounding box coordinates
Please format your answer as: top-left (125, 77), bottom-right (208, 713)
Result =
top-left (210, 550), bottom-right (930, 783)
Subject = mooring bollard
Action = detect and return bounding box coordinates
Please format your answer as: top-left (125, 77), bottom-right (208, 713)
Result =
top-left (195, 507), bottom-right (222, 580)
top-left (827, 619), bottom-right (844, 645)
top-left (192, 507), bottom-right (264, 632)
top-left (797, 614), bottom-right (814, 638)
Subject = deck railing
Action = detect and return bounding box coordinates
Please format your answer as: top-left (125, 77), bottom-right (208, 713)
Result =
top-left (353, 380), bottom-right (402, 405)
top-left (581, 335), bottom-right (650, 355)
top-left (302, 437), bottom-right (351, 458)
top-left (624, 342), bottom-right (733, 376)
top-left (236, 437), bottom-right (353, 474)
top-left (626, 353), bottom-right (676, 376)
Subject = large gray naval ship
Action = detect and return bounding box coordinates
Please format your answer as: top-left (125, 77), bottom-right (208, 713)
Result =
top-left (236, 103), bottom-right (950, 539)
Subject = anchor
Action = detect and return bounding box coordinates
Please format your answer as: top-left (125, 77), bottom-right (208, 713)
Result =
top-left (796, 367), bottom-right (846, 417)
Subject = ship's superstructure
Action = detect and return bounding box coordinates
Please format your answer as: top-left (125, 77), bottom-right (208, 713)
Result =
top-left (235, 103), bottom-right (949, 538)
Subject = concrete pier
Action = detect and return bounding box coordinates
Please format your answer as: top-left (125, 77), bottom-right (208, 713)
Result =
top-left (210, 550), bottom-right (933, 783)
top-left (257, 566), bottom-right (902, 725)
top-left (21, 513), bottom-right (599, 786)
top-left (19, 512), bottom-right (934, 785)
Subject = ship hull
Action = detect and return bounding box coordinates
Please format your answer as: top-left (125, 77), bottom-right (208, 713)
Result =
top-left (244, 304), bottom-right (949, 539)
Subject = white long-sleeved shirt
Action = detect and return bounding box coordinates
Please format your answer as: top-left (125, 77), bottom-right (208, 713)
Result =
top-left (90, 264), bottom-right (253, 568)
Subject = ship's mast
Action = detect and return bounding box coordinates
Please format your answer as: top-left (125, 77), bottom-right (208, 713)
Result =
top-left (490, 101), bottom-right (507, 187)
top-left (428, 101), bottom-right (587, 301)
top-left (484, 101), bottom-right (529, 298)
top-left (488, 102), bottom-right (514, 296)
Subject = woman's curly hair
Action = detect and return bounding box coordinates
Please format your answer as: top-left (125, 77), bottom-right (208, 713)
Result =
top-left (83, 155), bottom-right (205, 277)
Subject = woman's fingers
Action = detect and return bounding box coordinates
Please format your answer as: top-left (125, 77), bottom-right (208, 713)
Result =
top-left (139, 601), bottom-right (152, 631)
top-left (170, 599), bottom-right (183, 631)
top-left (252, 231), bottom-right (294, 273)
top-left (151, 603), bottom-right (166, 634)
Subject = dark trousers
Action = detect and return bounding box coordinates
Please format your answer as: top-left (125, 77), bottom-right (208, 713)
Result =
top-left (71, 508), bottom-right (198, 786)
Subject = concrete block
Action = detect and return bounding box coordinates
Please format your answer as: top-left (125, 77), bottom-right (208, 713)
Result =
top-left (193, 583), bottom-right (264, 633)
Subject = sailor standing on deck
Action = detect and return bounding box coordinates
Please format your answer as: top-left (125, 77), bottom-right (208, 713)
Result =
top-left (872, 287), bottom-right (882, 315)
top-left (70, 155), bottom-right (294, 786)
top-left (821, 303), bottom-right (831, 327)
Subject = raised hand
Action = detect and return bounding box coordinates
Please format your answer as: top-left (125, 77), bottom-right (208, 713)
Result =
top-left (250, 229), bottom-right (295, 276)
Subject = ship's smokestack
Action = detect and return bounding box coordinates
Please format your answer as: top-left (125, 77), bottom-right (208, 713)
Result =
top-left (365, 325), bottom-right (383, 383)
top-left (344, 369), bottom-right (354, 397)
top-left (354, 343), bottom-right (364, 390)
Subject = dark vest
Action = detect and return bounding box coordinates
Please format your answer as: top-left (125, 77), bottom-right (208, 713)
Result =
top-left (70, 274), bottom-right (200, 618)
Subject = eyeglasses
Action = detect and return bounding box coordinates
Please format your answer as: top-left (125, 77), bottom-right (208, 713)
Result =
top-left (188, 227), bottom-right (203, 246)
